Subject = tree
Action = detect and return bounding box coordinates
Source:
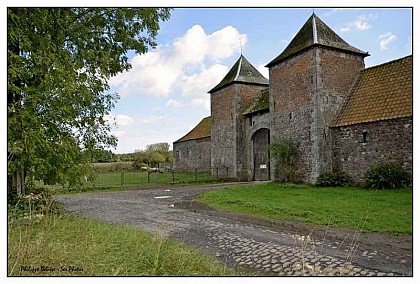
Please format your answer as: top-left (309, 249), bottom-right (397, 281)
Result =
top-left (7, 8), bottom-right (171, 195)
top-left (146, 142), bottom-right (170, 153)
top-left (133, 150), bottom-right (165, 169)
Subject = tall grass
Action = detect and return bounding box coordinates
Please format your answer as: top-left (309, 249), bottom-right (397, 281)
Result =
top-left (8, 215), bottom-right (236, 276)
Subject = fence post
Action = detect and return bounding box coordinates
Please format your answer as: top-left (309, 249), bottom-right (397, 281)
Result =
top-left (121, 172), bottom-right (124, 187)
top-left (172, 169), bottom-right (175, 183)
top-left (147, 170), bottom-right (150, 183)
top-left (195, 168), bottom-right (198, 182)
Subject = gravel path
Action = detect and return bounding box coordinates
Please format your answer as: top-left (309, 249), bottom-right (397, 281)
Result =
top-left (54, 183), bottom-right (412, 276)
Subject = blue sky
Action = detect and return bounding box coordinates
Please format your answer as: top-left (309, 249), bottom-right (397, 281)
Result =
top-left (104, 8), bottom-right (412, 153)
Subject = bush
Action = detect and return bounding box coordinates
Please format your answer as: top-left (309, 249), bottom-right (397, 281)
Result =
top-left (364, 163), bottom-right (411, 189)
top-left (269, 138), bottom-right (301, 183)
top-left (315, 171), bottom-right (353, 187)
top-left (8, 186), bottom-right (63, 220)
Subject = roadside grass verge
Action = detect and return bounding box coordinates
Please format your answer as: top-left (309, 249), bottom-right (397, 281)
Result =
top-left (198, 183), bottom-right (412, 234)
top-left (8, 214), bottom-right (237, 276)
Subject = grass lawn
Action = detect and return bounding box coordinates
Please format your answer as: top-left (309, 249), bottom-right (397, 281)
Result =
top-left (8, 215), bottom-right (236, 276)
top-left (198, 183), bottom-right (412, 234)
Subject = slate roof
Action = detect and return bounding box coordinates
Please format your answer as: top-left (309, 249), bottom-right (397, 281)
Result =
top-left (209, 55), bottom-right (269, 93)
top-left (243, 88), bottom-right (269, 116)
top-left (332, 55), bottom-right (412, 127)
top-left (266, 13), bottom-right (369, 67)
top-left (174, 116), bottom-right (211, 143)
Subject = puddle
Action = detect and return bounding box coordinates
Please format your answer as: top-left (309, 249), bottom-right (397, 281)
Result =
top-left (164, 189), bottom-right (172, 192)
top-left (153, 196), bottom-right (172, 199)
top-left (169, 204), bottom-right (175, 208)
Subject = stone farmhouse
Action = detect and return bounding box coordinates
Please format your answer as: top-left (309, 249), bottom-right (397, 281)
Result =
top-left (173, 13), bottom-right (412, 183)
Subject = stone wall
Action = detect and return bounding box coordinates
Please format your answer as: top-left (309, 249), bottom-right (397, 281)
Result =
top-left (173, 137), bottom-right (211, 172)
top-left (269, 48), bottom-right (365, 183)
top-left (244, 111), bottom-right (271, 181)
top-left (211, 83), bottom-right (267, 180)
top-left (317, 48), bottom-right (365, 178)
top-left (234, 84), bottom-right (269, 180)
top-left (269, 50), bottom-right (315, 182)
top-left (331, 117), bottom-right (413, 182)
top-left (210, 85), bottom-right (236, 178)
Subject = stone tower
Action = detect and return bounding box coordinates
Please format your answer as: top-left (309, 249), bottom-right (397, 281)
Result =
top-left (209, 55), bottom-right (269, 180)
top-left (266, 13), bottom-right (369, 183)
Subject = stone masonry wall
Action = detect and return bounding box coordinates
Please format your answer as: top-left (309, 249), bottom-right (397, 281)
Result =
top-left (316, 48), bottom-right (366, 179)
top-left (211, 85), bottom-right (236, 178)
top-left (234, 84), bottom-right (269, 180)
top-left (244, 111), bottom-right (271, 181)
top-left (269, 48), bottom-right (365, 183)
top-left (331, 117), bottom-right (413, 182)
top-left (269, 50), bottom-right (314, 182)
top-left (173, 137), bottom-right (211, 172)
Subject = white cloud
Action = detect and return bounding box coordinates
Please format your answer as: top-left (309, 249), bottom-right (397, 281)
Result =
top-left (115, 114), bottom-right (134, 126)
top-left (111, 130), bottom-right (127, 138)
top-left (104, 114), bottom-right (134, 127)
top-left (339, 14), bottom-right (376, 33)
top-left (166, 99), bottom-right (184, 108)
top-left (179, 64), bottom-right (228, 97)
top-left (323, 8), bottom-right (366, 17)
top-left (109, 25), bottom-right (247, 100)
top-left (138, 115), bottom-right (168, 126)
top-left (378, 32), bottom-right (397, 51)
top-left (256, 64), bottom-right (269, 80)
top-left (339, 27), bottom-right (351, 33)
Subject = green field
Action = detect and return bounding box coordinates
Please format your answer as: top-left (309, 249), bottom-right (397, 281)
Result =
top-left (39, 170), bottom-right (220, 194)
top-left (92, 171), bottom-right (218, 187)
top-left (8, 215), bottom-right (237, 276)
top-left (198, 183), bottom-right (412, 234)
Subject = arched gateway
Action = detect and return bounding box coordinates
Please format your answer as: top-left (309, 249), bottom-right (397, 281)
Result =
top-left (252, 128), bottom-right (270, 181)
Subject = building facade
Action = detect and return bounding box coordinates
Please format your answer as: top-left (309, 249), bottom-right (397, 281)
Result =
top-left (173, 13), bottom-right (412, 183)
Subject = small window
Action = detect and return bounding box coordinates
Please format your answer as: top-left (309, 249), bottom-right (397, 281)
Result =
top-left (361, 131), bottom-right (368, 143)
top-left (289, 112), bottom-right (293, 120)
top-left (249, 117), bottom-right (252, 126)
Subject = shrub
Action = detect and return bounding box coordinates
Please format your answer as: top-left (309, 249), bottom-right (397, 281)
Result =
top-left (315, 171), bottom-right (353, 187)
top-left (8, 186), bottom-right (63, 220)
top-left (364, 163), bottom-right (411, 189)
top-left (269, 138), bottom-right (301, 183)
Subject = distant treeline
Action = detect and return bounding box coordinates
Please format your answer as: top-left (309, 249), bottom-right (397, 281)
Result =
top-left (91, 143), bottom-right (173, 164)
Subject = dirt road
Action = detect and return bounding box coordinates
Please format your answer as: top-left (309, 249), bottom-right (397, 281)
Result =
top-left (54, 183), bottom-right (412, 276)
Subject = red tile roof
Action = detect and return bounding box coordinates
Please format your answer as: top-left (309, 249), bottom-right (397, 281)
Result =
top-left (333, 55), bottom-right (412, 127)
top-left (175, 116), bottom-right (211, 143)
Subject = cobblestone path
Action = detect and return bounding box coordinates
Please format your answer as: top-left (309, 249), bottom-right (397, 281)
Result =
top-left (55, 184), bottom-right (411, 276)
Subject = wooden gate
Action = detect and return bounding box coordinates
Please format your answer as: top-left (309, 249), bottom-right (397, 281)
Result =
top-left (252, 128), bottom-right (270, 181)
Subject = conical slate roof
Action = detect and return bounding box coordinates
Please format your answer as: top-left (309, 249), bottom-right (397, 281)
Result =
top-left (266, 13), bottom-right (369, 67)
top-left (209, 55), bottom-right (269, 93)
